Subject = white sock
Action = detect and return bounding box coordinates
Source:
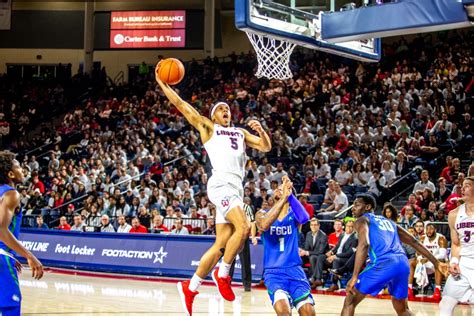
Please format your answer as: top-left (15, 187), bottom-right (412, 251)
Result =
top-left (218, 261), bottom-right (232, 278)
top-left (439, 296), bottom-right (458, 316)
top-left (436, 285), bottom-right (441, 290)
top-left (408, 284), bottom-right (413, 289)
top-left (189, 274), bottom-right (203, 292)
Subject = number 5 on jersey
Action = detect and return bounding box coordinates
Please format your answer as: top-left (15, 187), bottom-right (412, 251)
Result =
top-left (230, 137), bottom-right (238, 150)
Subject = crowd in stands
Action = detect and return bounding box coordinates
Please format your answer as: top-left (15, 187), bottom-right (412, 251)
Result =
top-left (0, 30), bottom-right (472, 298)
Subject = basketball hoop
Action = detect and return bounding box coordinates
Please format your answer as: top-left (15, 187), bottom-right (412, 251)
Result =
top-left (246, 32), bottom-right (296, 80)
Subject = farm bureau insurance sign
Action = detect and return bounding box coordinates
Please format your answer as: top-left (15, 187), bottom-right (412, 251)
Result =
top-left (110, 10), bottom-right (186, 49)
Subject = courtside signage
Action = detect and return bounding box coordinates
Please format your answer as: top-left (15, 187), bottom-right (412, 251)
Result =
top-left (111, 11), bottom-right (186, 30)
top-left (110, 10), bottom-right (186, 49)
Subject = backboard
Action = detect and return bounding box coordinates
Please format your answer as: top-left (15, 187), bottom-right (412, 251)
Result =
top-left (235, 0), bottom-right (381, 63)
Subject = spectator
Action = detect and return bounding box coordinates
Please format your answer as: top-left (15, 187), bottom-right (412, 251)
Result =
top-left (413, 220), bottom-right (425, 239)
top-left (323, 220), bottom-right (358, 292)
top-left (401, 194), bottom-right (423, 216)
top-left (70, 214), bottom-right (86, 232)
top-left (382, 202), bottom-right (399, 223)
top-left (117, 215), bottom-right (132, 233)
top-left (100, 215), bottom-right (115, 233)
top-left (300, 218), bottom-right (329, 289)
top-left (367, 169), bottom-right (386, 199)
top-left (413, 170), bottom-right (436, 193)
top-left (202, 217), bottom-right (216, 235)
top-left (442, 184), bottom-right (462, 214)
top-left (35, 215), bottom-right (49, 229)
top-left (317, 182), bottom-right (349, 221)
top-left (434, 177), bottom-right (451, 203)
top-left (150, 215), bottom-right (170, 233)
top-left (327, 219), bottom-right (344, 248)
top-left (57, 216), bottom-right (71, 231)
top-left (400, 206), bottom-right (419, 228)
top-left (298, 195), bottom-right (314, 219)
top-left (129, 217), bottom-right (148, 233)
top-left (171, 219), bottom-right (189, 235)
top-left (433, 209), bottom-right (449, 239)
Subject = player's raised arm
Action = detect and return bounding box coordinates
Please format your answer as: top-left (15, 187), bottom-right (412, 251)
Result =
top-left (155, 64), bottom-right (213, 135)
top-left (240, 120), bottom-right (272, 153)
top-left (0, 191), bottom-right (43, 279)
top-left (255, 177), bottom-right (292, 231)
top-left (397, 225), bottom-right (448, 277)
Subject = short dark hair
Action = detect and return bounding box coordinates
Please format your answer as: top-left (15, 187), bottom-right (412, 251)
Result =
top-left (356, 194), bottom-right (376, 210)
top-left (0, 151), bottom-right (15, 185)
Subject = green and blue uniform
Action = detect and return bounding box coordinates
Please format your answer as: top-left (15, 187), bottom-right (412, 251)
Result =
top-left (262, 208), bottom-right (313, 308)
top-left (355, 213), bottom-right (410, 299)
top-left (0, 184), bottom-right (22, 316)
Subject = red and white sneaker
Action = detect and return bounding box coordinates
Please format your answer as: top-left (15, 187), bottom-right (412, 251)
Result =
top-left (432, 287), bottom-right (441, 302)
top-left (212, 268), bottom-right (235, 301)
top-left (177, 280), bottom-right (199, 316)
top-left (408, 287), bottom-right (415, 300)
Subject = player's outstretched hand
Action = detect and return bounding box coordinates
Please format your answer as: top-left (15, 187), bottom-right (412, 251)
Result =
top-left (282, 177), bottom-right (293, 198)
top-left (27, 254), bottom-right (44, 280)
top-left (448, 262), bottom-right (461, 277)
top-left (247, 120), bottom-right (264, 134)
top-left (154, 61), bottom-right (169, 88)
top-left (436, 262), bottom-right (449, 278)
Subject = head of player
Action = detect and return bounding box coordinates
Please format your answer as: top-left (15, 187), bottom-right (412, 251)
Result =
top-left (209, 102), bottom-right (231, 127)
top-left (0, 151), bottom-right (24, 186)
top-left (462, 176), bottom-right (474, 202)
top-left (425, 223), bottom-right (437, 239)
top-left (351, 194), bottom-right (376, 218)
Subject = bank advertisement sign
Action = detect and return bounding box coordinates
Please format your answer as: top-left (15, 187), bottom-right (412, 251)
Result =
top-left (19, 229), bottom-right (263, 282)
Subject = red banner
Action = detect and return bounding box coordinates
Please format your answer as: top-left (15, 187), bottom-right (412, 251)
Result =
top-left (111, 11), bottom-right (186, 30)
top-left (110, 29), bottom-right (185, 48)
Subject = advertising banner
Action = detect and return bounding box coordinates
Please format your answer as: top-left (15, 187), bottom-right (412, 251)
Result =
top-left (19, 229), bottom-right (264, 282)
top-left (110, 29), bottom-right (185, 49)
top-left (111, 11), bottom-right (186, 30)
top-left (0, 0), bottom-right (11, 30)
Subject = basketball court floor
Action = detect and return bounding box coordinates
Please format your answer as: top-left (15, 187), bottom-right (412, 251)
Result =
top-left (19, 270), bottom-right (472, 315)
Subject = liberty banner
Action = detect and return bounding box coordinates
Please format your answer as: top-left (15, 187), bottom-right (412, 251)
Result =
top-left (19, 229), bottom-right (264, 282)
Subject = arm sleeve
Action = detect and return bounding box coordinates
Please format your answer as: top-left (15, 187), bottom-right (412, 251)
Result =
top-left (288, 194), bottom-right (310, 225)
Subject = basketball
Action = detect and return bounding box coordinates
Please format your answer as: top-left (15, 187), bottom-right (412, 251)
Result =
top-left (156, 58), bottom-right (185, 85)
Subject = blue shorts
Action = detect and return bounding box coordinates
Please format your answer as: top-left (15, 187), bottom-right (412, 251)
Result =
top-left (264, 266), bottom-right (314, 308)
top-left (355, 254), bottom-right (409, 300)
top-left (0, 255), bottom-right (22, 311)
top-left (0, 306), bottom-right (21, 316)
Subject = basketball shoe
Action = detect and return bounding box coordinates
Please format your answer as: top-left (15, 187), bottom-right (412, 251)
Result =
top-left (212, 268), bottom-right (235, 301)
top-left (177, 280), bottom-right (199, 316)
top-left (432, 287), bottom-right (441, 302)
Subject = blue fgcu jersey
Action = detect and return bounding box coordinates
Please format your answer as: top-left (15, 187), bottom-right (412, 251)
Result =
top-left (363, 212), bottom-right (405, 262)
top-left (262, 208), bottom-right (302, 269)
top-left (0, 184), bottom-right (21, 255)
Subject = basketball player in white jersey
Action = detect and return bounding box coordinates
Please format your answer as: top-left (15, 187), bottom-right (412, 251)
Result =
top-left (408, 223), bottom-right (447, 301)
top-left (439, 176), bottom-right (474, 316)
top-left (156, 66), bottom-right (271, 316)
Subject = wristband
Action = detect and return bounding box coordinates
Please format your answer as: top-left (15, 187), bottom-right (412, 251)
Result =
top-left (450, 257), bottom-right (459, 265)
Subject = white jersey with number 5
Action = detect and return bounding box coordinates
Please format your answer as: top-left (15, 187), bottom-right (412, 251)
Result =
top-left (455, 204), bottom-right (474, 258)
top-left (204, 124), bottom-right (246, 179)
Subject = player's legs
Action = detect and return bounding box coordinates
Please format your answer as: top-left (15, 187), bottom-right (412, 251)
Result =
top-left (340, 288), bottom-right (366, 316)
top-left (408, 259), bottom-right (416, 289)
top-left (297, 301), bottom-right (316, 316)
top-left (391, 298), bottom-right (413, 316)
top-left (0, 256), bottom-right (21, 316)
top-left (439, 295), bottom-right (459, 316)
top-left (273, 290), bottom-right (292, 316)
top-left (195, 223), bottom-right (234, 278)
top-left (221, 205), bottom-right (251, 265)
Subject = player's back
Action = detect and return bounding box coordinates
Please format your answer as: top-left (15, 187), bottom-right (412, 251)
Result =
top-left (0, 184), bottom-right (21, 254)
top-left (262, 208), bottom-right (301, 269)
top-left (203, 124), bottom-right (246, 178)
top-left (363, 213), bottom-right (405, 262)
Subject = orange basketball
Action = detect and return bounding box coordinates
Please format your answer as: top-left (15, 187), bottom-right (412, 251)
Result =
top-left (156, 58), bottom-right (185, 85)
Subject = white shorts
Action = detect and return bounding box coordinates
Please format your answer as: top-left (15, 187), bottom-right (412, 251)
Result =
top-left (443, 257), bottom-right (474, 303)
top-left (207, 172), bottom-right (244, 225)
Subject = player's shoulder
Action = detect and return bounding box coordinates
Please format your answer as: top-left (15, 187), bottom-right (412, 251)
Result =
top-left (1, 189), bottom-right (20, 206)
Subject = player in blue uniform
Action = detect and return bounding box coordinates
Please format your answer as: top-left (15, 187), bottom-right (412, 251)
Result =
top-left (341, 194), bottom-right (448, 316)
top-left (0, 151), bottom-right (43, 316)
top-left (255, 176), bottom-right (315, 316)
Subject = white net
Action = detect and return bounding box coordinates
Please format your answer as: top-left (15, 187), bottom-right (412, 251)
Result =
top-left (246, 32), bottom-right (297, 80)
